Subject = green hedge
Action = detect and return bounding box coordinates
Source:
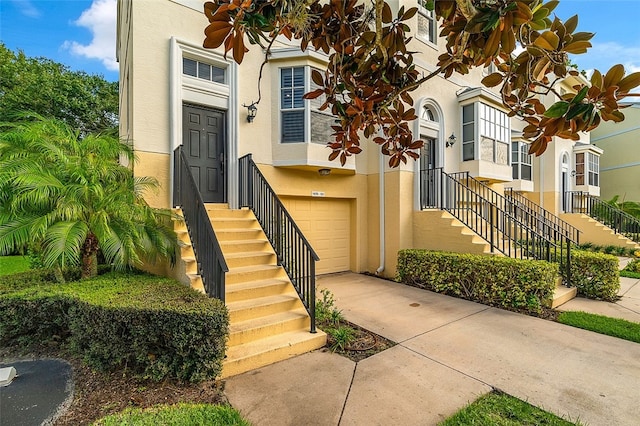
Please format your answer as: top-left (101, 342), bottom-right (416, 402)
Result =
top-left (561, 251), bottom-right (619, 301)
top-left (0, 271), bottom-right (228, 382)
top-left (397, 250), bottom-right (557, 313)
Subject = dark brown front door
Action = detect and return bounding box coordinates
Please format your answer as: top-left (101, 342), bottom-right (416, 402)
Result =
top-left (182, 104), bottom-right (226, 203)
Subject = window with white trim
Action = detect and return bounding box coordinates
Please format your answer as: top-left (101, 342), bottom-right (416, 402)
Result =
top-left (183, 57), bottom-right (225, 83)
top-left (462, 102), bottom-right (510, 164)
top-left (280, 66), bottom-right (334, 144)
top-left (417, 0), bottom-right (437, 44)
top-left (512, 141), bottom-right (532, 180)
top-left (588, 152), bottom-right (599, 186)
top-left (575, 152), bottom-right (585, 185)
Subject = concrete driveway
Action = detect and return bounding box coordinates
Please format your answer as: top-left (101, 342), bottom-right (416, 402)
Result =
top-left (225, 273), bottom-right (640, 426)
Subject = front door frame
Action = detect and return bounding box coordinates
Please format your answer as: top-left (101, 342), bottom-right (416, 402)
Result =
top-left (169, 37), bottom-right (239, 208)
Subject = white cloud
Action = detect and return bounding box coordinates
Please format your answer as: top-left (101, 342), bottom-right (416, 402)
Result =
top-left (11, 0), bottom-right (41, 18)
top-left (62, 0), bottom-right (118, 72)
top-left (576, 41), bottom-right (640, 75)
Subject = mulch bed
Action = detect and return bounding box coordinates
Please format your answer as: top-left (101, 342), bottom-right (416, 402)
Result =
top-left (325, 320), bottom-right (396, 363)
top-left (0, 344), bottom-right (226, 426)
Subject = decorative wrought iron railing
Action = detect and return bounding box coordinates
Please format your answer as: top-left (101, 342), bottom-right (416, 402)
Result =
top-left (173, 146), bottom-right (228, 300)
top-left (565, 191), bottom-right (640, 244)
top-left (239, 154), bottom-right (319, 333)
top-left (504, 188), bottom-right (580, 244)
top-left (421, 168), bottom-right (571, 283)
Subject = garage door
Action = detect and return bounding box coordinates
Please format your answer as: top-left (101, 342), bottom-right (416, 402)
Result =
top-left (281, 197), bottom-right (351, 275)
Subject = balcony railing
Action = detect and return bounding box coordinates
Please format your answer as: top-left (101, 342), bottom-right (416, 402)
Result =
top-left (239, 154), bottom-right (319, 333)
top-left (173, 146), bottom-right (228, 300)
top-left (421, 168), bottom-right (572, 283)
top-left (565, 191), bottom-right (640, 244)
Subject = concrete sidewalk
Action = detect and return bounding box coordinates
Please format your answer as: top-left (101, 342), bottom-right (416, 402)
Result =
top-left (225, 273), bottom-right (640, 426)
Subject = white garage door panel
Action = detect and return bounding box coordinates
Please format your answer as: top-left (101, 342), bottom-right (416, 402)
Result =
top-left (282, 197), bottom-right (351, 275)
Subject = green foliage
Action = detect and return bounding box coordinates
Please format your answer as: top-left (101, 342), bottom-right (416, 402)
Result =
top-left (397, 250), bottom-right (557, 314)
top-left (607, 195), bottom-right (640, 220)
top-left (0, 271), bottom-right (228, 382)
top-left (315, 288), bottom-right (344, 326)
top-left (576, 242), bottom-right (637, 258)
top-left (93, 403), bottom-right (250, 426)
top-left (561, 251), bottom-right (619, 301)
top-left (0, 117), bottom-right (178, 279)
top-left (0, 43), bottom-right (118, 135)
top-left (0, 255), bottom-right (30, 276)
top-left (327, 326), bottom-right (355, 352)
top-left (440, 391), bottom-right (580, 426)
top-left (624, 259), bottom-right (640, 273)
top-left (557, 311), bottom-right (640, 344)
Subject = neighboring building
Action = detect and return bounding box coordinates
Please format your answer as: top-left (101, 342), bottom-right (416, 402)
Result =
top-left (117, 0), bottom-right (637, 376)
top-left (590, 102), bottom-right (640, 202)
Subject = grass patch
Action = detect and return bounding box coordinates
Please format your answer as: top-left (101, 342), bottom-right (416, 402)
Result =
top-left (93, 403), bottom-right (249, 426)
top-left (0, 256), bottom-right (30, 276)
top-left (557, 311), bottom-right (640, 343)
top-left (440, 391), bottom-right (580, 425)
top-left (620, 270), bottom-right (640, 279)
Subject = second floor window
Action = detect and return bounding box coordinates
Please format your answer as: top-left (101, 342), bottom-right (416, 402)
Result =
top-left (280, 66), bottom-right (334, 144)
top-left (462, 102), bottom-right (510, 164)
top-left (418, 0), bottom-right (437, 44)
top-left (575, 152), bottom-right (599, 186)
top-left (512, 141), bottom-right (532, 181)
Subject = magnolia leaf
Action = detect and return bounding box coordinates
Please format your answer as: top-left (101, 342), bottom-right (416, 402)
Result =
top-left (544, 101), bottom-right (570, 118)
top-left (482, 72), bottom-right (504, 87)
top-left (311, 69), bottom-right (324, 86)
top-left (604, 64), bottom-right (625, 88)
top-left (382, 2), bottom-right (392, 24)
top-left (591, 70), bottom-right (603, 90)
top-left (571, 86), bottom-right (589, 105)
top-left (617, 72), bottom-right (640, 93)
top-left (563, 40), bottom-right (591, 54)
top-left (565, 103), bottom-right (590, 120)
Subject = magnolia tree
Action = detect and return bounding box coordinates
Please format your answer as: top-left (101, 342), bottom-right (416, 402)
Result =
top-left (202, 0), bottom-right (640, 166)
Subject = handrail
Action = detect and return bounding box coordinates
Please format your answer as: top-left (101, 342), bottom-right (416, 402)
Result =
top-left (504, 188), bottom-right (580, 244)
top-left (421, 168), bottom-right (571, 283)
top-left (452, 173), bottom-right (580, 245)
top-left (173, 146), bottom-right (228, 300)
top-left (239, 154), bottom-right (319, 333)
top-left (565, 191), bottom-right (640, 244)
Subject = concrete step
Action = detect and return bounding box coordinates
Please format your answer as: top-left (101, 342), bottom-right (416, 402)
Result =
top-left (222, 329), bottom-right (327, 378)
top-left (551, 284), bottom-right (577, 309)
top-left (225, 251), bottom-right (277, 268)
top-left (187, 273), bottom-right (205, 294)
top-left (182, 256), bottom-right (198, 275)
top-left (226, 264), bottom-right (286, 284)
top-left (227, 293), bottom-right (303, 323)
top-left (207, 208), bottom-right (254, 219)
top-left (228, 309), bottom-right (311, 346)
top-left (216, 228), bottom-right (266, 241)
top-left (220, 239), bottom-right (271, 254)
top-left (226, 278), bottom-right (293, 303)
top-left (204, 203), bottom-right (229, 210)
top-left (211, 218), bottom-right (260, 229)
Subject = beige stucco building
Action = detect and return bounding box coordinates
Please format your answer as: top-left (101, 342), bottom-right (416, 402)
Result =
top-left (590, 102), bottom-right (640, 202)
top-left (117, 0), bottom-right (638, 376)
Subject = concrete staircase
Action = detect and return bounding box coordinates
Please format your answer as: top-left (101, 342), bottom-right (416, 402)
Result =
top-left (204, 204), bottom-right (326, 378)
top-left (560, 213), bottom-right (640, 250)
top-left (413, 210), bottom-right (493, 255)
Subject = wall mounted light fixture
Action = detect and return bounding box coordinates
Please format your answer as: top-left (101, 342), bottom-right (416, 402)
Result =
top-left (243, 102), bottom-right (258, 123)
top-left (318, 168), bottom-right (331, 176)
top-left (446, 133), bottom-right (457, 147)
top-left (570, 170), bottom-right (576, 177)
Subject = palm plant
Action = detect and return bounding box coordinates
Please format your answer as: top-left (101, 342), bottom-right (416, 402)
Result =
top-left (0, 116), bottom-right (177, 280)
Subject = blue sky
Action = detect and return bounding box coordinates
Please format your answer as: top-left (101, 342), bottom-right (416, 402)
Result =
top-left (0, 0), bottom-right (638, 84)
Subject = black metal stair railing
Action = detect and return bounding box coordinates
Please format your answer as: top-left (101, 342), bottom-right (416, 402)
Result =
top-left (173, 146), bottom-right (228, 300)
top-left (565, 191), bottom-right (640, 244)
top-left (504, 188), bottom-right (580, 244)
top-left (451, 173), bottom-right (580, 245)
top-left (421, 168), bottom-right (572, 284)
top-left (239, 154), bottom-right (319, 333)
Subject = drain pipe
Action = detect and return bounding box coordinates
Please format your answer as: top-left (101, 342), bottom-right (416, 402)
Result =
top-left (376, 152), bottom-right (385, 275)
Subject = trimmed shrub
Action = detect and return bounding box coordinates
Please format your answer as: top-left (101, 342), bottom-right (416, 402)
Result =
top-left (561, 251), bottom-right (619, 301)
top-left (0, 271), bottom-right (228, 382)
top-left (397, 250), bottom-right (557, 313)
